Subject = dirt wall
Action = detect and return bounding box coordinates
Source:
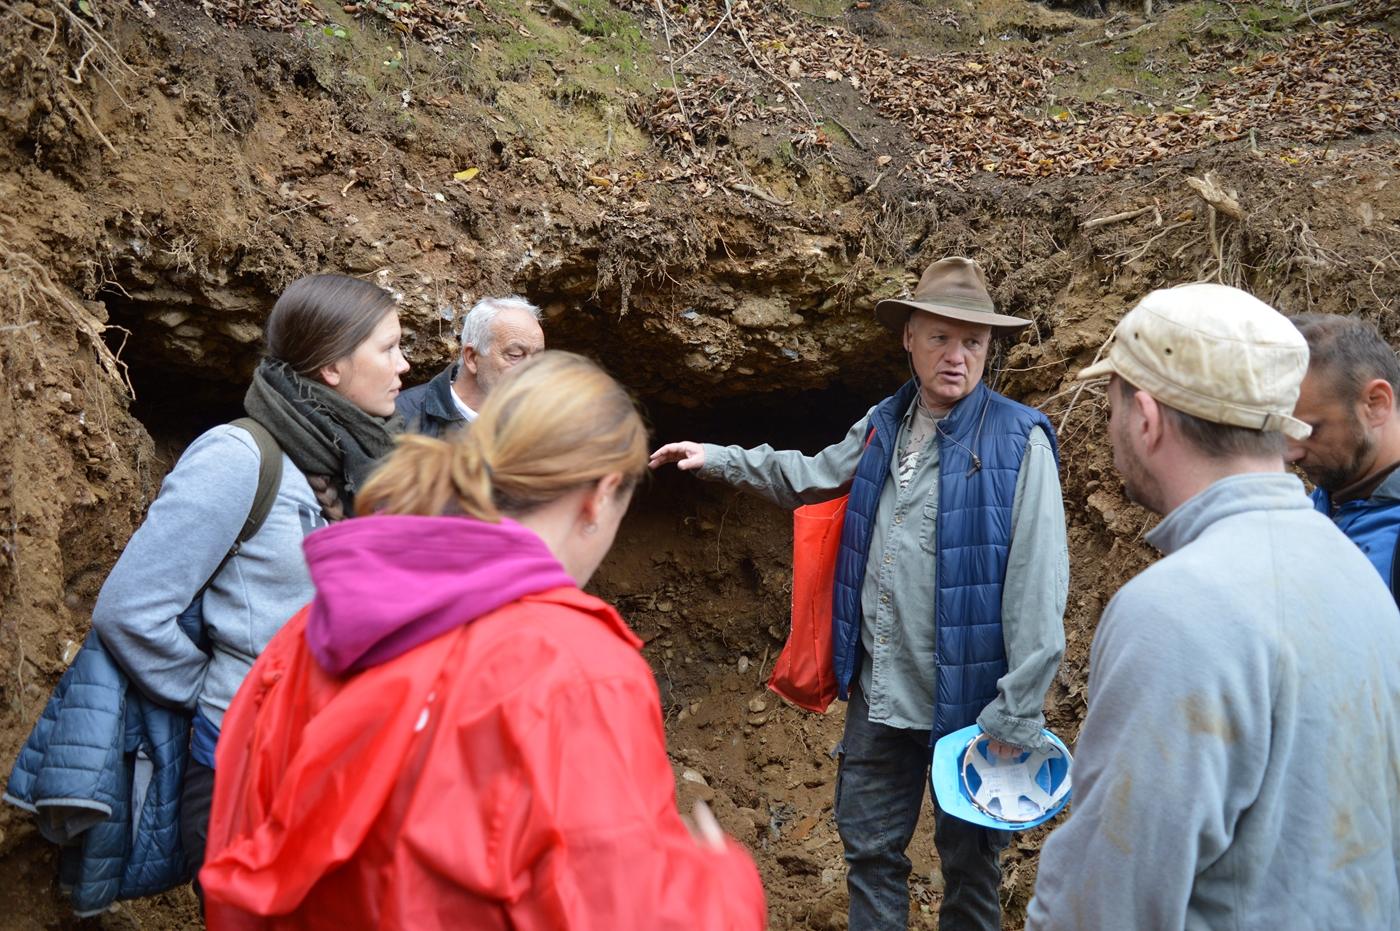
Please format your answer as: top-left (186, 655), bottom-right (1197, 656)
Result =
top-left (1, 0), bottom-right (1397, 927)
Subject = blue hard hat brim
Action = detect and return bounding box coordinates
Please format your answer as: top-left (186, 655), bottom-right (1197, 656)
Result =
top-left (930, 724), bottom-right (1072, 831)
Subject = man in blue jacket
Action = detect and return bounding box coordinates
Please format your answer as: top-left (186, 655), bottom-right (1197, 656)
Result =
top-left (651, 258), bottom-right (1068, 931)
top-left (1287, 313), bottom-right (1400, 600)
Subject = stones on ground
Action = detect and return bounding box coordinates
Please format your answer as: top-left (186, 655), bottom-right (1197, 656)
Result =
top-left (788, 811), bottom-right (823, 842)
top-left (928, 868), bottom-right (945, 894)
top-left (679, 767), bottom-right (715, 802)
top-left (732, 807), bottom-right (760, 837)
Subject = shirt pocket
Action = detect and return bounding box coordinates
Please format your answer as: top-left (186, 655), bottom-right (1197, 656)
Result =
top-left (918, 495), bottom-right (939, 554)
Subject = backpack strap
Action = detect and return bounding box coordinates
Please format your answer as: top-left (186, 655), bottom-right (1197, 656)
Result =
top-left (198, 418), bottom-right (284, 591)
top-left (227, 417), bottom-right (284, 547)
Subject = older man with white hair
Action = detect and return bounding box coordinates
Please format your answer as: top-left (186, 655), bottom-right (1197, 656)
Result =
top-left (397, 295), bottom-right (545, 437)
top-left (1028, 284), bottom-right (1400, 930)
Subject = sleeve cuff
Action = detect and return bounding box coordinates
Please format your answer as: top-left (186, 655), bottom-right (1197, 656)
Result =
top-left (697, 444), bottom-right (728, 481)
top-left (976, 706), bottom-right (1048, 752)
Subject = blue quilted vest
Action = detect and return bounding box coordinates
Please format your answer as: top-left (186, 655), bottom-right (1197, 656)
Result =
top-left (1312, 486), bottom-right (1400, 603)
top-left (832, 379), bottom-right (1059, 739)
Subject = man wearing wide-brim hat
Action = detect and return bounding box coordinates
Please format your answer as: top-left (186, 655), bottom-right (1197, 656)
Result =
top-left (651, 258), bottom-right (1068, 931)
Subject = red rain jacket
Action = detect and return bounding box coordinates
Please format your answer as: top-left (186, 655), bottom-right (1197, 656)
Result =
top-left (200, 587), bottom-right (766, 930)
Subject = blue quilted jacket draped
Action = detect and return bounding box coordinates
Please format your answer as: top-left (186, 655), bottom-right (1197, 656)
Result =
top-left (4, 627), bottom-right (194, 916)
top-left (832, 379), bottom-right (1058, 739)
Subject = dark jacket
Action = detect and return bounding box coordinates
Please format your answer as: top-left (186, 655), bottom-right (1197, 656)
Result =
top-left (832, 379), bottom-right (1058, 739)
top-left (396, 363), bottom-right (468, 438)
top-left (1312, 466), bottom-right (1400, 603)
top-left (5, 627), bottom-right (195, 915)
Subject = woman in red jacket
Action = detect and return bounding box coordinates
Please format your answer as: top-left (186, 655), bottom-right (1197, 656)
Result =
top-left (199, 351), bottom-right (765, 930)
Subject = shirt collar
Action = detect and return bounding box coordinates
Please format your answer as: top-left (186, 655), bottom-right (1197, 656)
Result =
top-left (1144, 472), bottom-right (1311, 556)
top-left (449, 384), bottom-right (478, 422)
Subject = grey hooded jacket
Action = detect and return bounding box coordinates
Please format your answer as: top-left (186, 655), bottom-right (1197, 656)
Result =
top-left (1029, 473), bottom-right (1400, 930)
top-left (92, 424), bottom-right (326, 731)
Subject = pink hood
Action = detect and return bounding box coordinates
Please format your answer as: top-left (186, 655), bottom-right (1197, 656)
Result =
top-left (302, 514), bottom-right (576, 676)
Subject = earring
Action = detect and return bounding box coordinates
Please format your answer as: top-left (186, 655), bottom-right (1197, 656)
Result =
top-left (584, 522), bottom-right (598, 535)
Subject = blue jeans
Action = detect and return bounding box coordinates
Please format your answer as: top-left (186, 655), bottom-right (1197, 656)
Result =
top-left (835, 686), bottom-right (1009, 931)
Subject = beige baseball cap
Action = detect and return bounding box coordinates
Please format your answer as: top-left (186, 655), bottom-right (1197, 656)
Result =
top-left (1076, 283), bottom-right (1312, 440)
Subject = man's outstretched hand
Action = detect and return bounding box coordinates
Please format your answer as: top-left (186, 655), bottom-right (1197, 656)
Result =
top-left (649, 442), bottom-right (706, 471)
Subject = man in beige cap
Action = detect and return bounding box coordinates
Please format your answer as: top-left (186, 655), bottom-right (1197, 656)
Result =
top-left (652, 258), bottom-right (1068, 931)
top-left (1028, 284), bottom-right (1400, 930)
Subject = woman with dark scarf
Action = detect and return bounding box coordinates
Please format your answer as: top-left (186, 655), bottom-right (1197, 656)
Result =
top-left (92, 273), bottom-right (408, 893)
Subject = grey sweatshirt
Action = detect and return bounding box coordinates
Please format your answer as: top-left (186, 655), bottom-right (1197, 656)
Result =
top-left (93, 424), bottom-right (326, 729)
top-left (1028, 472), bottom-right (1400, 931)
top-left (700, 396), bottom-right (1067, 746)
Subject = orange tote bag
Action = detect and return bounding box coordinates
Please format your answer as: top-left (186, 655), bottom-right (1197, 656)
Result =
top-left (768, 494), bottom-right (849, 713)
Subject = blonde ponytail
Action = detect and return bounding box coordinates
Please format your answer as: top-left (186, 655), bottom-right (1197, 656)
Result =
top-left (355, 434), bottom-right (498, 520)
top-left (358, 351), bottom-right (648, 520)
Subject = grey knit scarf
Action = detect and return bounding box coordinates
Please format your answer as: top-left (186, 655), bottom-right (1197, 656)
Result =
top-left (243, 358), bottom-right (403, 516)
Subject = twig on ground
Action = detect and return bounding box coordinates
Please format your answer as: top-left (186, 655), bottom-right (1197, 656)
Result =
top-left (1077, 21), bottom-right (1155, 47)
top-left (654, 0), bottom-right (693, 138)
top-left (14, 7), bottom-right (61, 58)
top-left (674, 0), bottom-right (732, 66)
top-left (714, 495), bottom-right (735, 572)
top-left (728, 182), bottom-right (792, 207)
top-left (735, 25), bottom-right (818, 126)
top-left (267, 199), bottom-right (321, 220)
top-left (62, 89), bottom-right (117, 155)
top-left (0, 235), bottom-right (133, 397)
top-left (1000, 355), bottom-right (1070, 373)
top-left (65, 44), bottom-right (94, 84)
top-left (1171, 231), bottom-right (1208, 260)
top-left (30, 0), bottom-right (135, 76)
top-left (824, 113), bottom-right (865, 150)
top-left (1083, 205), bottom-right (1159, 230)
top-left (1186, 172), bottom-right (1245, 221)
top-left (1204, 205), bottom-right (1224, 282)
top-left (1109, 220), bottom-right (1189, 264)
top-left (1056, 333), bottom-right (1115, 434)
top-left (1303, 0), bottom-right (1358, 21)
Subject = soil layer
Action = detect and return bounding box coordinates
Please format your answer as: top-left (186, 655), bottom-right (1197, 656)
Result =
top-left (1, 0), bottom-right (1397, 927)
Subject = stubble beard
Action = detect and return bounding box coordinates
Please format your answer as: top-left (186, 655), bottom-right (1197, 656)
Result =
top-left (1311, 417), bottom-right (1375, 494)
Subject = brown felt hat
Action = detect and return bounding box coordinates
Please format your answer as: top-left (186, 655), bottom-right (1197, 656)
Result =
top-left (875, 257), bottom-right (1032, 333)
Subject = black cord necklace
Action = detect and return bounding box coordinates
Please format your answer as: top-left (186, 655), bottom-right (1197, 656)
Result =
top-left (908, 352), bottom-right (988, 475)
